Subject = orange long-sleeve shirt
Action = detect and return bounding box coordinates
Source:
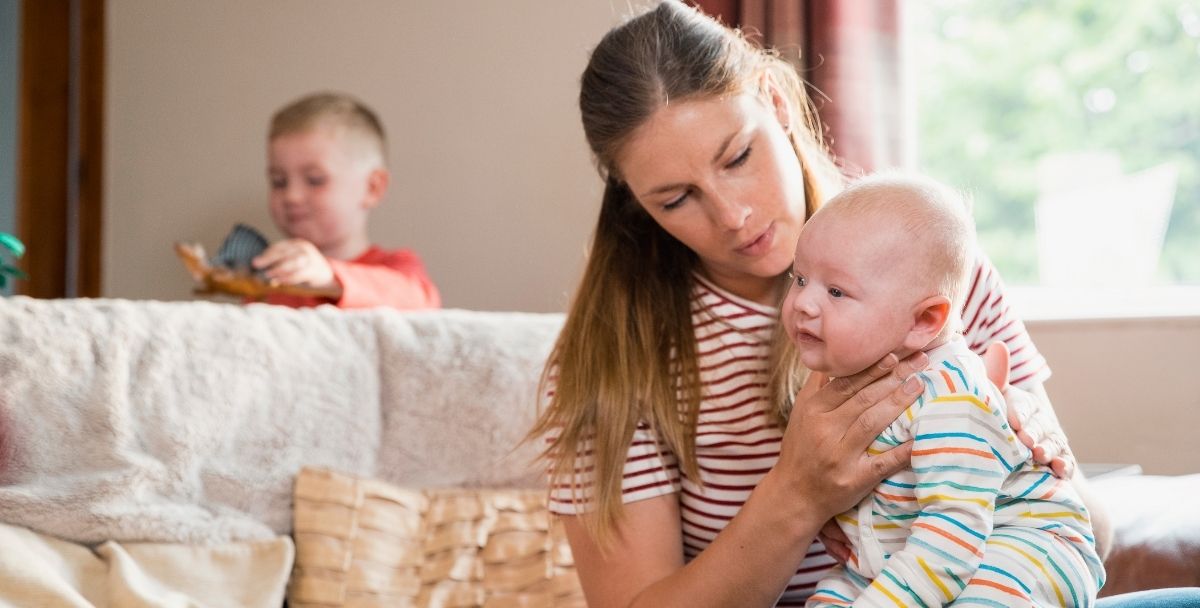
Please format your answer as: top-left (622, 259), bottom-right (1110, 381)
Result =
top-left (260, 246), bottom-right (441, 310)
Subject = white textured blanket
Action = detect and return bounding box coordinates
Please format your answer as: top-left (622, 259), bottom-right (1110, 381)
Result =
top-left (0, 297), bottom-right (562, 545)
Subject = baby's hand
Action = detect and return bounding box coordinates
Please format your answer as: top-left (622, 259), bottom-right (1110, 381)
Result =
top-left (252, 238), bottom-right (337, 290)
top-left (817, 518), bottom-right (852, 565)
top-left (982, 341), bottom-right (1075, 479)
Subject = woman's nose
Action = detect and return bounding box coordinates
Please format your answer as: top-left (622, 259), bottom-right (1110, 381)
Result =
top-left (710, 194), bottom-right (751, 230)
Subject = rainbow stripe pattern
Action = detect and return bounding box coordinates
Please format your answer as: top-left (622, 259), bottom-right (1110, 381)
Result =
top-left (807, 338), bottom-right (1105, 607)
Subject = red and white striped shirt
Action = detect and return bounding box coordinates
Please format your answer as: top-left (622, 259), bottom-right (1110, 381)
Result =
top-left (547, 249), bottom-right (1049, 605)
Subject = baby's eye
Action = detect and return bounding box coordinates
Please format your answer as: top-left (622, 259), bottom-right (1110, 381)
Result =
top-left (794, 273), bottom-right (807, 287)
top-left (828, 287), bottom-right (844, 298)
top-left (269, 178), bottom-right (286, 190)
top-left (306, 176), bottom-right (327, 187)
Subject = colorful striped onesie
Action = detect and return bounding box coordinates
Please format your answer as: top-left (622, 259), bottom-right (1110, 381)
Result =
top-left (807, 337), bottom-right (1105, 608)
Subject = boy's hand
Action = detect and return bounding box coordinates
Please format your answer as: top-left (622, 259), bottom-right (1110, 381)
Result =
top-left (252, 238), bottom-right (339, 291)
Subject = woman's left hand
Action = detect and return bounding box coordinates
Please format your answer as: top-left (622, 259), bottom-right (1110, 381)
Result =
top-left (981, 342), bottom-right (1075, 479)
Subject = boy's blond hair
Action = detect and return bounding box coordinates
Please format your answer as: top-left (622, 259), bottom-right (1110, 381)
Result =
top-left (269, 92), bottom-right (387, 167)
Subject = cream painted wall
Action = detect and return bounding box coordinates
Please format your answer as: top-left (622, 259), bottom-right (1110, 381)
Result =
top-left (1028, 316), bottom-right (1200, 475)
top-left (105, 1), bottom-right (651, 312)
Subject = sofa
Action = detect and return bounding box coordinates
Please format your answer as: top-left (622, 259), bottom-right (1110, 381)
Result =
top-left (0, 296), bottom-right (1196, 606)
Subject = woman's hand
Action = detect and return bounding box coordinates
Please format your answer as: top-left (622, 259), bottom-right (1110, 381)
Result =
top-left (776, 351), bottom-right (929, 524)
top-left (982, 342), bottom-right (1075, 479)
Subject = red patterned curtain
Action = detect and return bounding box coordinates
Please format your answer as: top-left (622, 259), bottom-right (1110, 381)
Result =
top-left (692, 0), bottom-right (907, 174)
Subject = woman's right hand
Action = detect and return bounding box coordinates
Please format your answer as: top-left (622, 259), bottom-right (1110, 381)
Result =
top-left (776, 351), bottom-right (929, 523)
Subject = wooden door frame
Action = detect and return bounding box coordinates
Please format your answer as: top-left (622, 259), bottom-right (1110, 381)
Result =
top-left (17, 0), bottom-right (104, 298)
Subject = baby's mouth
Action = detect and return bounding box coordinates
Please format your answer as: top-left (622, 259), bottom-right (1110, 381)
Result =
top-left (794, 329), bottom-right (823, 344)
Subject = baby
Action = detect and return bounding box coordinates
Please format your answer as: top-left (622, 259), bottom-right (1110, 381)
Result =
top-left (780, 174), bottom-right (1105, 607)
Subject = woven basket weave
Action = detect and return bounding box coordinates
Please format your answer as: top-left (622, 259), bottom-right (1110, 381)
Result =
top-left (288, 467), bottom-right (585, 608)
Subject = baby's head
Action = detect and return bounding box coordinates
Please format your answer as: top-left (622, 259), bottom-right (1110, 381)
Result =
top-left (266, 92), bottom-right (389, 257)
top-left (781, 173), bottom-right (975, 377)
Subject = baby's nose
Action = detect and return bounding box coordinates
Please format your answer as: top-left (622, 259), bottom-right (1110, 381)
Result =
top-left (792, 290), bottom-right (819, 316)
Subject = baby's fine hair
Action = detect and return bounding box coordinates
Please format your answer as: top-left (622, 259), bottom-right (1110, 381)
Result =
top-left (822, 172), bottom-right (976, 316)
top-left (269, 91), bottom-right (387, 165)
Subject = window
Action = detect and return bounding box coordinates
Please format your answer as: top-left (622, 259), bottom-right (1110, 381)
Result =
top-left (909, 0), bottom-right (1200, 318)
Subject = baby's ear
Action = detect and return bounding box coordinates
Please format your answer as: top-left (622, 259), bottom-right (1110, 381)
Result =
top-left (363, 167), bottom-right (390, 209)
top-left (903, 295), bottom-right (952, 351)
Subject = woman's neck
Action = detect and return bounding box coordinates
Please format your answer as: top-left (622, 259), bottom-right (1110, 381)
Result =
top-left (697, 267), bottom-right (786, 307)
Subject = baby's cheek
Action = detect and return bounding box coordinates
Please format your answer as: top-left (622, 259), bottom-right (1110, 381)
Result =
top-left (832, 338), bottom-right (884, 377)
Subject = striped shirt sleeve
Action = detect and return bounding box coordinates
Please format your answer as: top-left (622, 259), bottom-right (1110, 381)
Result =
top-left (960, 247), bottom-right (1051, 389)
top-left (545, 420), bottom-right (681, 516)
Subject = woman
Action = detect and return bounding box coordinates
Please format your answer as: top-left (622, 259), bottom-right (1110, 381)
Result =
top-left (531, 2), bottom-right (1127, 606)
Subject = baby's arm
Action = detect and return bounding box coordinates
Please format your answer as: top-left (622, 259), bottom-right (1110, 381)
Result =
top-left (854, 376), bottom-right (1019, 607)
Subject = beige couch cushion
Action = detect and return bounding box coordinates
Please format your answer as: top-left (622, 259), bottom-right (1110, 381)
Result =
top-left (288, 467), bottom-right (584, 607)
top-left (0, 521), bottom-right (293, 607)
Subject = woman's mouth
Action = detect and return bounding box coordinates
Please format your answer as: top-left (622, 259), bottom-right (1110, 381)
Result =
top-left (736, 223), bottom-right (775, 257)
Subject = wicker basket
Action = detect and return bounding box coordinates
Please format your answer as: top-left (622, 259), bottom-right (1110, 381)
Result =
top-left (288, 467), bottom-right (585, 608)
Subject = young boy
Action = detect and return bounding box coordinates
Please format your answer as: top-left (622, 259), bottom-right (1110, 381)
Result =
top-left (780, 174), bottom-right (1105, 607)
top-left (253, 92), bottom-right (441, 309)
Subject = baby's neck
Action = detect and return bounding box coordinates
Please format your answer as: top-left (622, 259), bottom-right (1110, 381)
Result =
top-left (890, 332), bottom-right (955, 364)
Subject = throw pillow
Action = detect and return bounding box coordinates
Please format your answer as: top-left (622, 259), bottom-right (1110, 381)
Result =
top-left (288, 467), bottom-right (584, 607)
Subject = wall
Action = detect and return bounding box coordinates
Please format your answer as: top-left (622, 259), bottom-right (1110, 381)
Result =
top-left (1028, 316), bottom-right (1200, 475)
top-left (105, 1), bottom-right (647, 312)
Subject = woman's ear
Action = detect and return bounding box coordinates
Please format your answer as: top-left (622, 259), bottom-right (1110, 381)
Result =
top-left (903, 295), bottom-right (953, 351)
top-left (363, 167), bottom-right (390, 209)
top-left (760, 71), bottom-right (793, 133)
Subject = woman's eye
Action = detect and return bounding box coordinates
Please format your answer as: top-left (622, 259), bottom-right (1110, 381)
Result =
top-left (728, 146), bottom-right (752, 169)
top-left (663, 190), bottom-right (689, 211)
top-left (269, 178), bottom-right (286, 189)
top-left (306, 176), bottom-right (327, 187)
top-left (829, 287), bottom-right (844, 298)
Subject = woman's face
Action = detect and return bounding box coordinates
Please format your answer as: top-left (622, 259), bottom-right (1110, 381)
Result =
top-left (615, 89), bottom-right (807, 304)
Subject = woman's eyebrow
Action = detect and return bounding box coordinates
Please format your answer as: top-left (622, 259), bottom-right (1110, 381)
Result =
top-left (642, 181), bottom-right (688, 198)
top-left (711, 129), bottom-right (742, 163)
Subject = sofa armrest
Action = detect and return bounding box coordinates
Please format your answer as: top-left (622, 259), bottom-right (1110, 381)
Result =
top-left (1091, 474), bottom-right (1200, 597)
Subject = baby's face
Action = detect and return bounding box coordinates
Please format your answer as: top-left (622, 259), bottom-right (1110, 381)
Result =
top-left (267, 126), bottom-right (375, 253)
top-left (781, 212), bottom-right (921, 377)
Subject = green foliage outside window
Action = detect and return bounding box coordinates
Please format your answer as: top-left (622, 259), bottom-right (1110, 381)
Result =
top-left (912, 0), bottom-right (1200, 284)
